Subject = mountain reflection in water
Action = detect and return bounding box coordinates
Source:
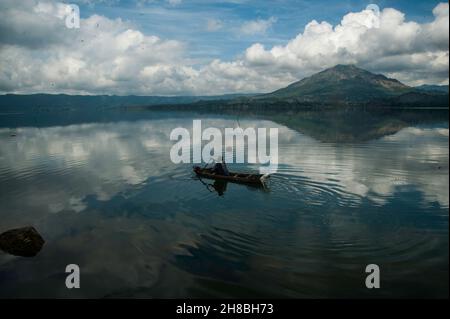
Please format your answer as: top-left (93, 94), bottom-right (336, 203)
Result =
top-left (0, 109), bottom-right (448, 298)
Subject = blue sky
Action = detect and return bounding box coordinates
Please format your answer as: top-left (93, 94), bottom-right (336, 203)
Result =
top-left (78, 0), bottom-right (444, 61)
top-left (0, 0), bottom-right (448, 95)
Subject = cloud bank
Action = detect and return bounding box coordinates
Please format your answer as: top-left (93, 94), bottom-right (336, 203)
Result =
top-left (0, 0), bottom-right (448, 95)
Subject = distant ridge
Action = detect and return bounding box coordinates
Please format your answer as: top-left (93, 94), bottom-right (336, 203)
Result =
top-left (415, 84), bottom-right (449, 94)
top-left (0, 93), bottom-right (256, 111)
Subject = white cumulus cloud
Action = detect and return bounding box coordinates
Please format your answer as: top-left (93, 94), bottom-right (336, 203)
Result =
top-left (0, 1), bottom-right (448, 95)
top-left (243, 4), bottom-right (449, 86)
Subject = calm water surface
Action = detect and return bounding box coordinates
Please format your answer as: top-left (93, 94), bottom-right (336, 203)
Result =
top-left (0, 110), bottom-right (448, 298)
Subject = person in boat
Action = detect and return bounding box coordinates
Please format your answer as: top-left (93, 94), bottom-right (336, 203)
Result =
top-left (213, 156), bottom-right (229, 176)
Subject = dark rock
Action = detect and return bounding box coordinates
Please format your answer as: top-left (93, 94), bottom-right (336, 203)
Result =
top-left (0, 226), bottom-right (45, 257)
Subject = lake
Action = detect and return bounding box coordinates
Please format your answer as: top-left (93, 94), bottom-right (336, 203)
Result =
top-left (0, 108), bottom-right (448, 298)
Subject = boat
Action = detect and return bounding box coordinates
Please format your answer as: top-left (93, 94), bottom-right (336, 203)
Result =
top-left (193, 166), bottom-right (269, 186)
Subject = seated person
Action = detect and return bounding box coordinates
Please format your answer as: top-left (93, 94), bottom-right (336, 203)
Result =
top-left (213, 158), bottom-right (229, 176)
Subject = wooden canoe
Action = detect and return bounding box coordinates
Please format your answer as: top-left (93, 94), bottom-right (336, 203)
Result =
top-left (193, 166), bottom-right (269, 185)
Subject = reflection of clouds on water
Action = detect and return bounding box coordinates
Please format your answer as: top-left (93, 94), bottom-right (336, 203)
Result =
top-left (0, 115), bottom-right (448, 298)
top-left (277, 125), bottom-right (449, 207)
top-left (377, 126), bottom-right (449, 207)
top-left (376, 126), bottom-right (448, 208)
top-left (0, 118), bottom-right (448, 224)
top-left (120, 165), bottom-right (146, 185)
top-left (0, 120), bottom-right (178, 225)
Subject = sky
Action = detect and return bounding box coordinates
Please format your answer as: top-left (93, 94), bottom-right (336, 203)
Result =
top-left (0, 0), bottom-right (448, 95)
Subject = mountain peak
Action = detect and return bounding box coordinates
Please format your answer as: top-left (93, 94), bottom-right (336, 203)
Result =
top-left (262, 64), bottom-right (411, 102)
top-left (329, 64), bottom-right (359, 70)
top-left (319, 64), bottom-right (380, 79)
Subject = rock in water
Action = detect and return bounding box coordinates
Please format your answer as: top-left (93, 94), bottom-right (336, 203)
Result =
top-left (0, 226), bottom-right (45, 257)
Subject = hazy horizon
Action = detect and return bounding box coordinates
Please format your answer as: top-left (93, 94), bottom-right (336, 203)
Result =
top-left (0, 64), bottom-right (448, 97)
